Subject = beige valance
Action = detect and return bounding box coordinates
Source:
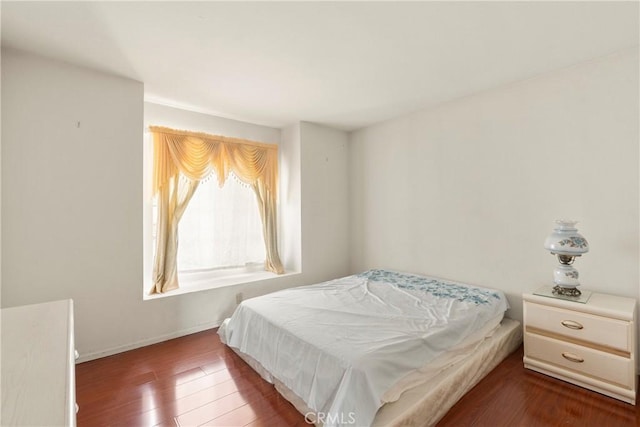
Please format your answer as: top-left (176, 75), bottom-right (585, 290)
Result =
top-left (150, 126), bottom-right (284, 295)
top-left (151, 125), bottom-right (279, 195)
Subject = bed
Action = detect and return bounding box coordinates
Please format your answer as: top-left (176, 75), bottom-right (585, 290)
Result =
top-left (219, 269), bottom-right (522, 426)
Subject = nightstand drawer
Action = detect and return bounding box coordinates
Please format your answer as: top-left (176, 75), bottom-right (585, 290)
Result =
top-left (525, 301), bottom-right (631, 352)
top-left (525, 332), bottom-right (634, 389)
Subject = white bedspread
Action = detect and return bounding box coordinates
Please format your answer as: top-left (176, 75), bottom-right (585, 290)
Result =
top-left (220, 269), bottom-right (508, 427)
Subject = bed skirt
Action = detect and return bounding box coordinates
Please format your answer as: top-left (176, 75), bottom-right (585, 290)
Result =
top-left (223, 317), bottom-right (522, 427)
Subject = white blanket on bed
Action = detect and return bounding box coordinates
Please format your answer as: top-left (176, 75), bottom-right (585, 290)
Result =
top-left (220, 270), bottom-right (508, 427)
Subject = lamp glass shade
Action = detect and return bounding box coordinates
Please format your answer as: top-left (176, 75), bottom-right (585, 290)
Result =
top-left (544, 220), bottom-right (589, 256)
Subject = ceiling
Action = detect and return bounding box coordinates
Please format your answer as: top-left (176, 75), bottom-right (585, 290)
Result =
top-left (2, 1), bottom-right (638, 131)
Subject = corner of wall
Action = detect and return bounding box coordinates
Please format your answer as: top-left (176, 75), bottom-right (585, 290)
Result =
top-left (299, 121), bottom-right (351, 282)
top-left (280, 123), bottom-right (302, 274)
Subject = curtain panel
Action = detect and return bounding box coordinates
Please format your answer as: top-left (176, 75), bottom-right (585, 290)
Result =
top-left (150, 126), bottom-right (284, 294)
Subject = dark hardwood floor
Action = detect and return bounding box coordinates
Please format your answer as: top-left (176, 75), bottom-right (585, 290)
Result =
top-left (75, 329), bottom-right (306, 427)
top-left (76, 329), bottom-right (640, 426)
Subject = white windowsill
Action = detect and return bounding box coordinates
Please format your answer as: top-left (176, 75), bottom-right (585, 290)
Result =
top-left (143, 268), bottom-right (300, 300)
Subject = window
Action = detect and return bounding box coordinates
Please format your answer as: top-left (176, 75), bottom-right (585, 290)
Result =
top-left (176, 173), bottom-right (265, 272)
top-left (145, 125), bottom-right (284, 296)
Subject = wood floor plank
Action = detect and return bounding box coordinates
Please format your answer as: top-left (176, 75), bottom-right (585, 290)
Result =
top-left (200, 403), bottom-right (261, 426)
top-left (77, 328), bottom-right (640, 427)
top-left (175, 390), bottom-right (268, 427)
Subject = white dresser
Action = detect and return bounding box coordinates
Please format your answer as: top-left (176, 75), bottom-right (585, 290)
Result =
top-left (1, 299), bottom-right (77, 426)
top-left (523, 290), bottom-right (637, 404)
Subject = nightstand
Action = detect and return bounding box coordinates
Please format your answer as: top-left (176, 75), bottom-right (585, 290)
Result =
top-left (523, 289), bottom-right (637, 404)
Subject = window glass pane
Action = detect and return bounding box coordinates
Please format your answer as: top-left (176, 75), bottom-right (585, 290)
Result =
top-left (176, 173), bottom-right (265, 271)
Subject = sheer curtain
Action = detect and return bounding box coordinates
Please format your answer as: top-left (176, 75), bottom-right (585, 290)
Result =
top-left (177, 173), bottom-right (265, 271)
top-left (150, 126), bottom-right (284, 295)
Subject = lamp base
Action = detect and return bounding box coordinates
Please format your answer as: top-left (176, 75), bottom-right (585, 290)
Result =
top-left (533, 286), bottom-right (592, 304)
top-left (552, 285), bottom-right (581, 297)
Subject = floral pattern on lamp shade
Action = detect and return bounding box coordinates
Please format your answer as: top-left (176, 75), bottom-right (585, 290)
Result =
top-left (558, 236), bottom-right (588, 249)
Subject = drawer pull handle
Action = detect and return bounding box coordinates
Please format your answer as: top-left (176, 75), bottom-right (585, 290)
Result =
top-left (562, 352), bottom-right (584, 363)
top-left (561, 320), bottom-right (584, 330)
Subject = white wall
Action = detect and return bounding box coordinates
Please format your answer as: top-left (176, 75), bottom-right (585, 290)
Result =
top-left (0, 48), bottom-right (2, 309)
top-left (300, 122), bottom-right (351, 284)
top-left (350, 48), bottom-right (640, 324)
top-left (1, 49), bottom-right (350, 360)
top-left (144, 102), bottom-right (280, 143)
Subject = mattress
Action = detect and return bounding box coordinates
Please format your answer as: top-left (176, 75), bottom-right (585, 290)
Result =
top-left (219, 269), bottom-right (511, 427)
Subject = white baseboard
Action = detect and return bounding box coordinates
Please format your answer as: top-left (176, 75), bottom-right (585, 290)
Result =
top-left (76, 319), bottom-right (224, 363)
